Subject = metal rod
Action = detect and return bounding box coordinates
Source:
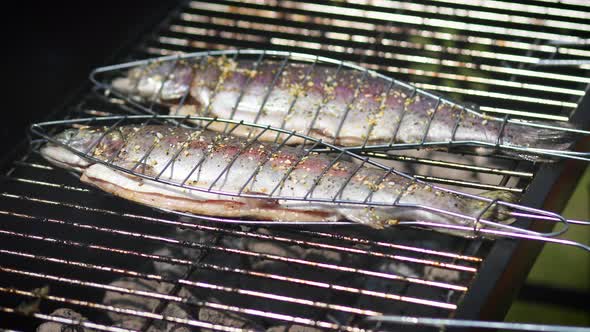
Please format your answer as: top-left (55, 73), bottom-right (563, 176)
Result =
top-left (251, 54), bottom-right (289, 125)
top-left (332, 68), bottom-right (369, 143)
top-left (0, 264), bottom-right (364, 332)
top-left (419, 97), bottom-right (442, 146)
top-left (0, 306), bottom-right (134, 332)
top-left (365, 314), bottom-right (590, 331)
top-left (361, 79), bottom-right (395, 149)
top-left (0, 206), bottom-right (468, 294)
top-left (0, 286), bottom-right (255, 332)
top-left (305, 61), bottom-right (343, 137)
top-left (388, 89), bottom-right (417, 147)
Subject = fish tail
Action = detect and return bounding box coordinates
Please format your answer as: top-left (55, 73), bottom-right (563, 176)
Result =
top-left (502, 120), bottom-right (579, 161)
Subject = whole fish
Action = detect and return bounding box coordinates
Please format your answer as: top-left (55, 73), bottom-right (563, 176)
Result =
top-left (112, 56), bottom-right (577, 159)
top-left (40, 124), bottom-right (516, 237)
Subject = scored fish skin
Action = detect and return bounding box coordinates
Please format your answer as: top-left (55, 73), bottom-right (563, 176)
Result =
top-left (112, 57), bottom-right (577, 158)
top-left (41, 125), bottom-right (516, 237)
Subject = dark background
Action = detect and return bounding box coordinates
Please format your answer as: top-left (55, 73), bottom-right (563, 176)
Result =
top-left (2, 1), bottom-right (175, 163)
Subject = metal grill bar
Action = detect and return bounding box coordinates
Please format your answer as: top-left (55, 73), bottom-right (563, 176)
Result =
top-left (0, 206), bottom-right (469, 293)
top-left (0, 181), bottom-right (482, 264)
top-left (0, 242), bottom-right (455, 311)
top-left (156, 0), bottom-right (590, 119)
top-left (0, 265), bottom-right (376, 332)
top-left (0, 286), bottom-right (255, 332)
top-left (175, 11), bottom-right (590, 68)
top-left (0, 229), bottom-right (435, 315)
top-left (3, 0), bottom-right (590, 330)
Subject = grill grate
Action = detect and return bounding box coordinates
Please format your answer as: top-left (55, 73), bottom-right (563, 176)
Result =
top-left (1, 0), bottom-right (589, 331)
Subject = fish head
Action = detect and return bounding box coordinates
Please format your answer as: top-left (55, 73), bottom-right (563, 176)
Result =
top-left (40, 127), bottom-right (113, 172)
top-left (111, 61), bottom-right (193, 101)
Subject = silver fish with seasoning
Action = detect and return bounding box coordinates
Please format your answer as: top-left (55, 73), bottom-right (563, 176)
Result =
top-left (112, 56), bottom-right (577, 159)
top-left (40, 124), bottom-right (516, 237)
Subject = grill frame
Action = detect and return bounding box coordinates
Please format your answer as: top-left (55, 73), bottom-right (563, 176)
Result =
top-left (1, 0), bottom-right (589, 330)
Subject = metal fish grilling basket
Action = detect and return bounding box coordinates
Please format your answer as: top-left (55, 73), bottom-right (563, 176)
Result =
top-left (89, 50), bottom-right (590, 162)
top-left (30, 114), bottom-right (590, 253)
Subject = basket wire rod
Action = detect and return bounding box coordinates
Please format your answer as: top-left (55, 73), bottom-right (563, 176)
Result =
top-left (332, 68), bottom-right (370, 144)
top-left (0, 265), bottom-right (360, 332)
top-left (388, 89), bottom-right (417, 147)
top-left (129, 58), bottom-right (152, 98)
top-left (129, 134), bottom-right (160, 174)
top-left (332, 157), bottom-right (369, 202)
top-left (223, 50), bottom-right (266, 132)
top-left (207, 124), bottom-right (271, 191)
top-left (149, 56), bottom-right (180, 109)
top-left (155, 114), bottom-right (217, 181)
top-left (167, 57), bottom-right (200, 128)
top-left (363, 168), bottom-right (395, 204)
top-left (365, 314), bottom-right (590, 331)
top-left (449, 105), bottom-right (466, 145)
top-left (81, 116), bottom-right (127, 156)
top-left (303, 150), bottom-right (347, 200)
top-left (279, 55), bottom-right (318, 130)
top-left (472, 198), bottom-right (500, 235)
top-left (306, 61), bottom-right (344, 137)
top-left (396, 221), bottom-right (590, 252)
top-left (251, 53), bottom-right (289, 126)
top-left (0, 307), bottom-right (133, 332)
top-left (391, 181), bottom-right (415, 208)
top-left (268, 140), bottom-right (322, 197)
top-left (200, 52), bottom-right (236, 119)
top-left (419, 97), bottom-right (442, 146)
top-left (179, 56), bottom-right (203, 110)
top-left (496, 114), bottom-right (510, 148)
top-left (105, 117), bottom-right (150, 164)
top-left (238, 131), bottom-right (296, 195)
top-left (111, 114), bottom-right (162, 172)
top-left (510, 212), bottom-right (590, 226)
top-left (361, 79), bottom-right (395, 149)
top-left (154, 134), bottom-right (195, 181)
top-left (178, 118), bottom-right (240, 186)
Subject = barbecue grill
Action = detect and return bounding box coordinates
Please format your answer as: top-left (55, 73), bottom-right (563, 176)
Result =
top-left (2, 1), bottom-right (589, 331)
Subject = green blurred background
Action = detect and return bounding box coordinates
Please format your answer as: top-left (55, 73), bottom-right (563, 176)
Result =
top-left (504, 166), bottom-right (590, 326)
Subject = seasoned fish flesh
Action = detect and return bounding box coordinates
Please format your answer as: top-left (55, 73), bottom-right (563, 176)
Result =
top-left (112, 56), bottom-right (577, 159)
top-left (40, 124), bottom-right (516, 237)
